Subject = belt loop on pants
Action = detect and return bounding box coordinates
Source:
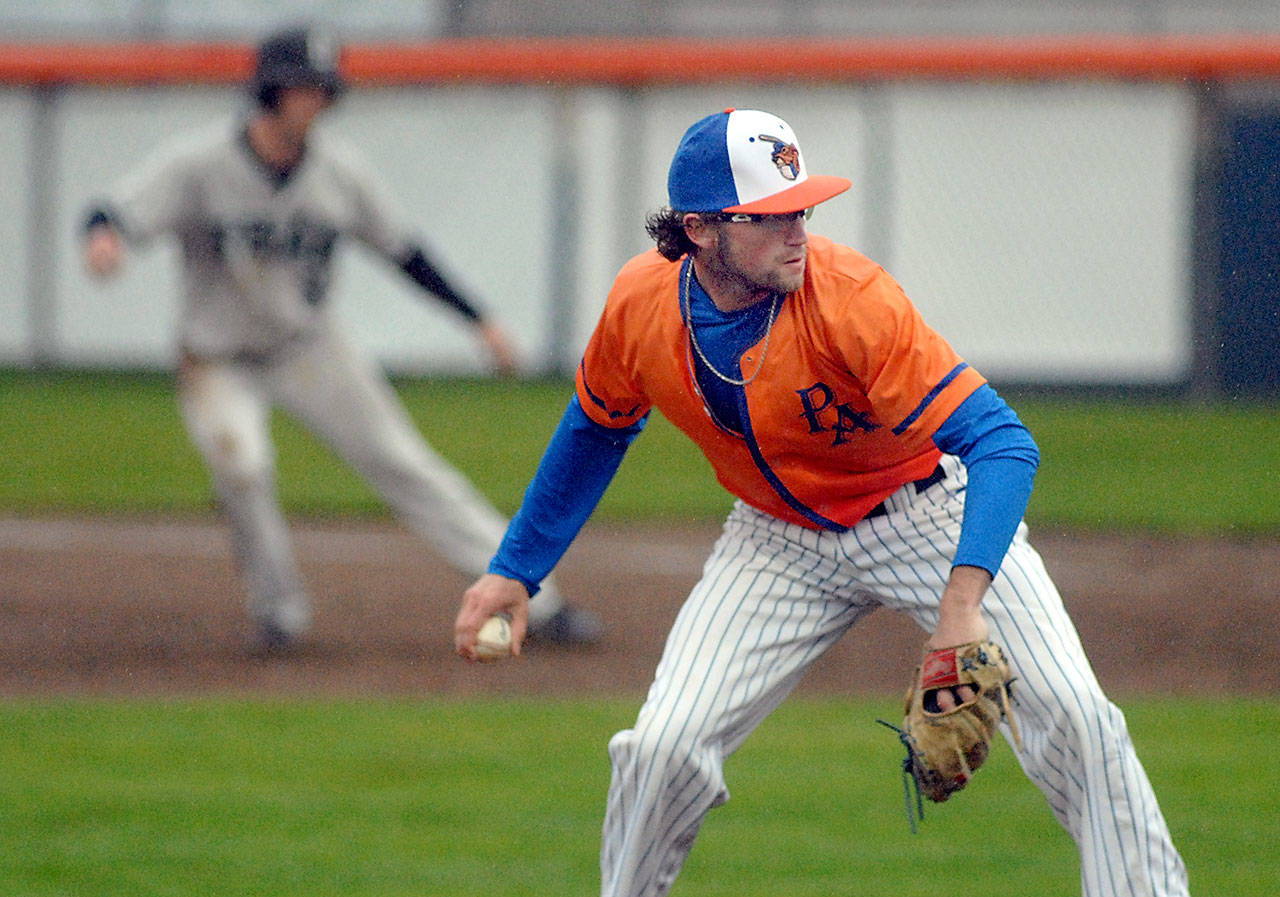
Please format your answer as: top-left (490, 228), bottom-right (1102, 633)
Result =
top-left (863, 463), bottom-right (947, 521)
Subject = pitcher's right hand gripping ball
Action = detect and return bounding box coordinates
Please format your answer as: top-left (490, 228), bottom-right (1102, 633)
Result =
top-left (897, 641), bottom-right (1020, 803)
top-left (472, 614), bottom-right (513, 662)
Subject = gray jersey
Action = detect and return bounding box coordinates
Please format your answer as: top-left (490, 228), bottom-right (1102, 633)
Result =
top-left (88, 105), bottom-right (587, 649)
top-left (106, 118), bottom-right (416, 360)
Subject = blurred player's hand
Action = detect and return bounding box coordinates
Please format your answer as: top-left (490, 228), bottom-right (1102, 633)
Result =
top-left (478, 321), bottom-right (518, 377)
top-left (84, 226), bottom-right (124, 277)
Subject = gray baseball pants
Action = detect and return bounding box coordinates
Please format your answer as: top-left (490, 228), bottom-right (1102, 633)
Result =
top-left (176, 327), bottom-right (566, 636)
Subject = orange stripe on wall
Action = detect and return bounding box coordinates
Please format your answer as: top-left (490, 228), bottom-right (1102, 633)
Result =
top-left (4, 35), bottom-right (1280, 86)
top-left (0, 43), bottom-right (253, 85)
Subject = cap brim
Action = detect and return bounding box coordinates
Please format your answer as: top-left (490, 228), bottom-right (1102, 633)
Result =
top-left (724, 175), bottom-right (851, 214)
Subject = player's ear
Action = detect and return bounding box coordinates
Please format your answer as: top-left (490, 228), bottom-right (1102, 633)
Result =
top-left (682, 213), bottom-right (719, 251)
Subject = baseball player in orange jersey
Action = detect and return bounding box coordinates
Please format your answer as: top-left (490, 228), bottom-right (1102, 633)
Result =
top-left (456, 108), bottom-right (1188, 896)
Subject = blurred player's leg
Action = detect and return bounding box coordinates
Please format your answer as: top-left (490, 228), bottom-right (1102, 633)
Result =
top-left (273, 331), bottom-right (601, 643)
top-left (178, 356), bottom-right (310, 647)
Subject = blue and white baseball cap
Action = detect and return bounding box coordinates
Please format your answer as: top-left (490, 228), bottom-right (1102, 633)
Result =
top-left (668, 108), bottom-right (851, 214)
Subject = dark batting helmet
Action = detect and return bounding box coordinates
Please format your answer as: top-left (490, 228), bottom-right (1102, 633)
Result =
top-left (250, 26), bottom-right (346, 109)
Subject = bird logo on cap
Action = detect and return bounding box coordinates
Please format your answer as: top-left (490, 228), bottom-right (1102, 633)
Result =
top-left (760, 134), bottom-right (801, 181)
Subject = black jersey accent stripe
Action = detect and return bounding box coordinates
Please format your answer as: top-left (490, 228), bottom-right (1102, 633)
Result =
top-left (578, 361), bottom-right (642, 421)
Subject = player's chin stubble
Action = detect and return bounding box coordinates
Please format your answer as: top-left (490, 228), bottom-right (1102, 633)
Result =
top-left (762, 250), bottom-right (806, 296)
top-left (715, 240), bottom-right (806, 301)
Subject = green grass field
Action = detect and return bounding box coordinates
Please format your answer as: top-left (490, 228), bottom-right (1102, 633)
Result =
top-left (2, 697), bottom-right (1274, 897)
top-left (2, 370), bottom-right (1276, 895)
top-left (2, 369), bottom-right (1278, 531)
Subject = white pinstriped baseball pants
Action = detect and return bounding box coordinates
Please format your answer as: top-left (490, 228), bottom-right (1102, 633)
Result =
top-left (601, 455), bottom-right (1188, 897)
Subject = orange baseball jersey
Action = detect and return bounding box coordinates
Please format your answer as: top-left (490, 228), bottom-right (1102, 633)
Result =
top-left (575, 234), bottom-right (987, 530)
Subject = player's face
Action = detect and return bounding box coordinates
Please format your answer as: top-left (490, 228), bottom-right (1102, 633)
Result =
top-left (697, 211), bottom-right (810, 307)
top-left (273, 86), bottom-right (332, 142)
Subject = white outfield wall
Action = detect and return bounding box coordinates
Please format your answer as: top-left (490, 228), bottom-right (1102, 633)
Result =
top-left (6, 79), bottom-right (1194, 383)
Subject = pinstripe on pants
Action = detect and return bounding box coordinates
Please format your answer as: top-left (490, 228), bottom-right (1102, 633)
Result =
top-left (601, 455), bottom-right (1188, 897)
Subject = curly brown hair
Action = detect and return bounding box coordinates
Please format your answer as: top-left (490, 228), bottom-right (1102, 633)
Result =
top-left (644, 207), bottom-right (699, 262)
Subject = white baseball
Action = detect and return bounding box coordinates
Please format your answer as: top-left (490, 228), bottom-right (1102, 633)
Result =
top-left (473, 614), bottom-right (512, 662)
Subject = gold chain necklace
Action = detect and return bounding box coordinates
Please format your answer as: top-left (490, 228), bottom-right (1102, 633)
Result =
top-left (682, 259), bottom-right (781, 388)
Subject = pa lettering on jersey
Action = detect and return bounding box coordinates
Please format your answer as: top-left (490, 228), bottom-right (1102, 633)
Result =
top-left (795, 381), bottom-right (881, 446)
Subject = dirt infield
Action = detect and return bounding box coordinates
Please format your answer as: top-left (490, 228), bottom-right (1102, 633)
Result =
top-left (2, 515), bottom-right (1277, 699)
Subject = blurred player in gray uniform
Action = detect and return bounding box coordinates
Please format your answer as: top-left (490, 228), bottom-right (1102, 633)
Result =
top-left (81, 26), bottom-right (602, 652)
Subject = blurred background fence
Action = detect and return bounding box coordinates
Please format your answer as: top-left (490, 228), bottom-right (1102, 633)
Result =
top-left (6, 0), bottom-right (1280, 40)
top-left (1, 1), bottom-right (1278, 397)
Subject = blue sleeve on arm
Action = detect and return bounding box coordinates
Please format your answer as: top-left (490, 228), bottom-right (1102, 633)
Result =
top-left (488, 394), bottom-right (646, 595)
top-left (932, 384), bottom-right (1040, 577)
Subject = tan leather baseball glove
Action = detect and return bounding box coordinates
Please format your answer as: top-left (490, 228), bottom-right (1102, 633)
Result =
top-left (881, 641), bottom-right (1020, 827)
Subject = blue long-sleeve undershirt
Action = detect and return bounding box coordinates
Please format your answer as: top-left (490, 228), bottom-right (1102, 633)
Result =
top-left (933, 384), bottom-right (1040, 575)
top-left (487, 394), bottom-right (646, 595)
